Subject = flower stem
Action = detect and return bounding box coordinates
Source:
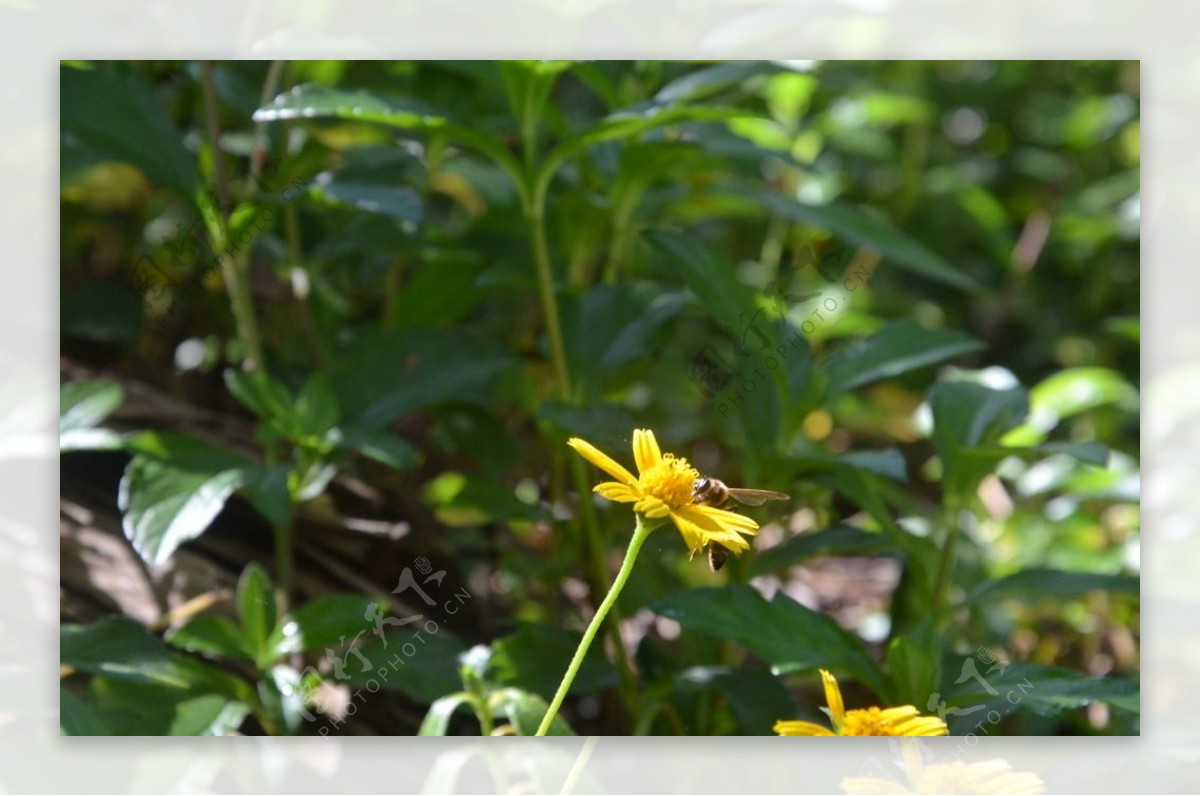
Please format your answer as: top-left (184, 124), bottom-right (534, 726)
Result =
top-left (536, 517), bottom-right (653, 736)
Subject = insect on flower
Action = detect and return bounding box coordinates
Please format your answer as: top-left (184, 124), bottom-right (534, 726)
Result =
top-left (691, 476), bottom-right (789, 571)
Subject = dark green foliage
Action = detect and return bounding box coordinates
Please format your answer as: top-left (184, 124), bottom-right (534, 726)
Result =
top-left (60, 59), bottom-right (1139, 736)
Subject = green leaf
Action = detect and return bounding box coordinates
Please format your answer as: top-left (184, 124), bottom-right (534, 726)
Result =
top-left (928, 382), bottom-right (1029, 501)
top-left (487, 623), bottom-right (621, 699)
top-left (241, 463), bottom-right (293, 528)
top-left (750, 525), bottom-right (889, 576)
top-left (255, 85), bottom-right (448, 128)
top-left (61, 63), bottom-right (201, 202)
top-left (237, 563), bottom-right (278, 666)
top-left (886, 620), bottom-right (941, 708)
top-left (1035, 441), bottom-right (1110, 467)
top-left (309, 171), bottom-right (423, 222)
top-left (258, 665), bottom-right (308, 735)
top-left (84, 678), bottom-right (250, 736)
top-left (339, 427), bottom-right (419, 469)
top-left (419, 692), bottom-right (476, 736)
top-left (643, 229), bottom-right (759, 334)
top-left (725, 185), bottom-right (981, 292)
top-left (167, 615), bottom-right (255, 663)
top-left (651, 586), bottom-right (892, 701)
top-left (117, 450), bottom-right (244, 569)
top-left (330, 328), bottom-right (517, 429)
top-left (254, 85), bottom-right (524, 197)
top-left (60, 380), bottom-right (125, 451)
top-left (490, 688), bottom-right (575, 736)
top-left (60, 380), bottom-right (123, 433)
top-left (579, 104), bottom-right (748, 150)
top-left (60, 687), bottom-right (110, 736)
top-left (423, 473), bottom-right (542, 525)
top-left (823, 320), bottom-right (984, 396)
top-left (654, 61), bottom-right (784, 104)
top-left (293, 372), bottom-right (340, 442)
top-left (537, 400), bottom-right (639, 455)
top-left (675, 665), bottom-right (793, 735)
top-left (340, 632), bottom-right (470, 703)
top-left (62, 617), bottom-right (249, 699)
top-left (942, 662), bottom-right (1138, 717)
top-left (560, 282), bottom-right (687, 393)
top-left (271, 594), bottom-right (379, 656)
top-left (1004, 367), bottom-right (1139, 446)
top-left (224, 369), bottom-right (294, 426)
top-left (963, 569), bottom-right (1139, 606)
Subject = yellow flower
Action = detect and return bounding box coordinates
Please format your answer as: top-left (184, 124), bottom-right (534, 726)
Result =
top-left (567, 429), bottom-right (758, 559)
top-left (774, 669), bottom-right (949, 737)
top-left (841, 740), bottom-right (1044, 794)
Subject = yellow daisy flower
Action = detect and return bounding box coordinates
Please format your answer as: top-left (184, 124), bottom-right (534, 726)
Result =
top-left (567, 428), bottom-right (758, 559)
top-left (774, 669), bottom-right (949, 737)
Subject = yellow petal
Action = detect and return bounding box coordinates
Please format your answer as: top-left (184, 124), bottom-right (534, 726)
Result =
top-left (634, 495), bottom-right (672, 518)
top-left (773, 720), bottom-right (836, 736)
top-left (594, 482), bottom-right (641, 503)
top-left (820, 669), bottom-right (845, 731)
top-left (688, 503), bottom-right (760, 533)
top-left (567, 437), bottom-right (637, 486)
top-left (674, 505), bottom-right (755, 553)
top-left (880, 707), bottom-right (948, 736)
top-left (632, 428), bottom-right (662, 475)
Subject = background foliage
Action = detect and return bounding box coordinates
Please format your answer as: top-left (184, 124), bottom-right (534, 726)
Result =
top-left (60, 60), bottom-right (1139, 736)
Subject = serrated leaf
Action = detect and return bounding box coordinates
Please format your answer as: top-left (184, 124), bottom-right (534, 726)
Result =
top-left (823, 320), bottom-right (984, 396)
top-left (651, 585), bottom-right (891, 701)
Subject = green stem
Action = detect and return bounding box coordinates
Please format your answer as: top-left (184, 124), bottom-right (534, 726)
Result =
top-left (536, 517), bottom-right (653, 736)
top-left (199, 61), bottom-right (266, 372)
top-left (273, 516), bottom-right (294, 614)
top-left (527, 208), bottom-right (571, 399)
top-left (931, 506), bottom-right (960, 619)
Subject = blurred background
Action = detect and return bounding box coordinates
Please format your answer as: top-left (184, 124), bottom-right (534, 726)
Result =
top-left (59, 60), bottom-right (1139, 737)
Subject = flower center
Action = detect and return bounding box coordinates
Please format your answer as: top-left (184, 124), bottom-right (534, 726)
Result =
top-left (840, 707), bottom-right (888, 736)
top-left (638, 453), bottom-right (699, 509)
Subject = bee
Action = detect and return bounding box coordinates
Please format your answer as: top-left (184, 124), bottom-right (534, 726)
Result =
top-left (691, 477), bottom-right (789, 572)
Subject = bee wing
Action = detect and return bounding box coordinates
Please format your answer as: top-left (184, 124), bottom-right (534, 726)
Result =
top-left (725, 488), bottom-right (790, 507)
